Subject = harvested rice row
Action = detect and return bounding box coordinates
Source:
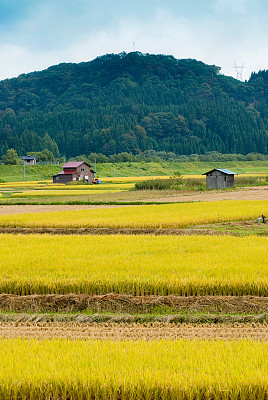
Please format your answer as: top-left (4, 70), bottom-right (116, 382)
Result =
top-left (0, 322), bottom-right (267, 340)
top-left (0, 294), bottom-right (267, 313)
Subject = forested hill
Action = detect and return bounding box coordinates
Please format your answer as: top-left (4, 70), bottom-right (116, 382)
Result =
top-left (0, 51), bottom-right (267, 158)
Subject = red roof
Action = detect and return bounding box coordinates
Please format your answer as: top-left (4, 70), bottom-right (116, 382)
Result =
top-left (57, 170), bottom-right (76, 175)
top-left (62, 162), bottom-right (84, 168)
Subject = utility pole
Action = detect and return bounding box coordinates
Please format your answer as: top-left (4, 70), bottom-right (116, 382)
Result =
top-left (137, 164), bottom-right (139, 176)
top-left (94, 158), bottom-right (97, 176)
top-left (23, 157), bottom-right (25, 181)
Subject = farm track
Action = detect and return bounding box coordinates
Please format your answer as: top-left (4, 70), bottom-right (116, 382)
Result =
top-left (1, 294), bottom-right (267, 313)
top-left (0, 322), bottom-right (267, 340)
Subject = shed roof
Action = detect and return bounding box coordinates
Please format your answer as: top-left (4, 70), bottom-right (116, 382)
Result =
top-left (203, 168), bottom-right (238, 175)
top-left (23, 156), bottom-right (36, 160)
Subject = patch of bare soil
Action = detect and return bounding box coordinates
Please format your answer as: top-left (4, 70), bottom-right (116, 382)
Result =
top-left (0, 322), bottom-right (267, 340)
top-left (0, 204), bottom-right (124, 215)
top-left (1, 294), bottom-right (267, 314)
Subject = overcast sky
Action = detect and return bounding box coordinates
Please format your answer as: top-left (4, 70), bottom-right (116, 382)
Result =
top-left (0, 0), bottom-right (267, 81)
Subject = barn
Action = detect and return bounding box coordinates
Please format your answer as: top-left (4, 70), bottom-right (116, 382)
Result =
top-left (203, 169), bottom-right (238, 189)
top-left (53, 162), bottom-right (95, 184)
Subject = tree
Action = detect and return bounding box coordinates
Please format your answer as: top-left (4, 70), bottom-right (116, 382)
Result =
top-left (28, 149), bottom-right (55, 162)
top-left (2, 148), bottom-right (19, 165)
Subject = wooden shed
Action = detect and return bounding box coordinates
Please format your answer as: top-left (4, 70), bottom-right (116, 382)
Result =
top-left (23, 155), bottom-right (36, 166)
top-left (203, 169), bottom-right (238, 189)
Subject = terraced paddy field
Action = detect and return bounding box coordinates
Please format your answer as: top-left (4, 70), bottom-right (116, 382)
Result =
top-left (0, 190), bottom-right (267, 399)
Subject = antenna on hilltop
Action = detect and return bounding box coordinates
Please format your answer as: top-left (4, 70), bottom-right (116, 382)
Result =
top-left (133, 41), bottom-right (136, 51)
top-left (234, 62), bottom-right (245, 81)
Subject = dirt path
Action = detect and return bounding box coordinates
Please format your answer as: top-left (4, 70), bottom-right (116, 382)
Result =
top-left (0, 322), bottom-right (267, 340)
top-left (0, 204), bottom-right (123, 215)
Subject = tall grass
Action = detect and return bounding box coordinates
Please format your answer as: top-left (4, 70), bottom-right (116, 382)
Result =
top-left (134, 175), bottom-right (268, 191)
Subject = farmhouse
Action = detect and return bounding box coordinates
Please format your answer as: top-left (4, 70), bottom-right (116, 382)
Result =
top-left (23, 155), bottom-right (37, 166)
top-left (53, 162), bottom-right (95, 184)
top-left (203, 168), bottom-right (238, 189)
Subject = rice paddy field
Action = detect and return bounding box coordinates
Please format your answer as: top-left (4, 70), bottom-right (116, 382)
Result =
top-left (0, 200), bottom-right (266, 229)
top-left (0, 173), bottom-right (267, 399)
top-left (0, 339), bottom-right (266, 399)
top-left (0, 171), bottom-right (267, 206)
top-left (0, 234), bottom-right (267, 296)
top-left (11, 188), bottom-right (129, 197)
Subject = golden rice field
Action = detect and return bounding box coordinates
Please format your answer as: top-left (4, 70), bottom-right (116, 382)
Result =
top-left (34, 183), bottom-right (135, 190)
top-left (101, 175), bottom-right (171, 182)
top-left (0, 180), bottom-right (51, 187)
top-left (0, 234), bottom-right (267, 295)
top-left (0, 339), bottom-right (266, 399)
top-left (11, 189), bottom-right (128, 197)
top-left (0, 200), bottom-right (266, 228)
top-left (0, 173), bottom-right (266, 187)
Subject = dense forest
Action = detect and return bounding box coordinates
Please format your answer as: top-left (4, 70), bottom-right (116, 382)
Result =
top-left (0, 51), bottom-right (267, 158)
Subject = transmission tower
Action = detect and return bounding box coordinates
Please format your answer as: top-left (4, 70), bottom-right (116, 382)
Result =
top-left (234, 62), bottom-right (244, 81)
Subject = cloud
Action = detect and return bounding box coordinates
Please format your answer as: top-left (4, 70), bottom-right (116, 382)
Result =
top-left (0, 0), bottom-right (267, 81)
top-left (212, 0), bottom-right (248, 16)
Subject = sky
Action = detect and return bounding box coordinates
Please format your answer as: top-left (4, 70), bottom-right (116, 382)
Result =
top-left (0, 0), bottom-right (268, 81)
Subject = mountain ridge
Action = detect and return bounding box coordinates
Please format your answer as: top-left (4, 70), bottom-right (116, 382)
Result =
top-left (0, 52), bottom-right (267, 157)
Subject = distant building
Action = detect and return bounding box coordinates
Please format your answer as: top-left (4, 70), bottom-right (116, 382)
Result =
top-left (23, 156), bottom-right (37, 166)
top-left (203, 169), bottom-right (238, 189)
top-left (53, 161), bottom-right (95, 184)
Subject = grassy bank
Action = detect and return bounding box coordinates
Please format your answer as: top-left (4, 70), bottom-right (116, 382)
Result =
top-left (0, 160), bottom-right (267, 182)
top-left (96, 160), bottom-right (268, 177)
top-left (0, 164), bottom-right (61, 182)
